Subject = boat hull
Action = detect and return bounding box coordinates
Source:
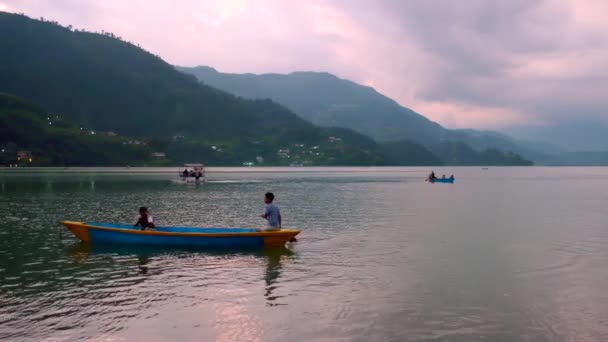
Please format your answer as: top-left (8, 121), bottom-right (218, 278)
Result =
top-left (174, 177), bottom-right (206, 184)
top-left (429, 178), bottom-right (454, 183)
top-left (62, 221), bottom-right (300, 247)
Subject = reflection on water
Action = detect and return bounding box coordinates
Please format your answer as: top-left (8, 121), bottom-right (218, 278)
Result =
top-left (67, 242), bottom-right (295, 305)
top-left (262, 247), bottom-right (293, 306)
top-left (2, 167), bottom-right (608, 341)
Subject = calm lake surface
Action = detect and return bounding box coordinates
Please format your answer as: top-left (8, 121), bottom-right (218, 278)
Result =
top-left (1, 167), bottom-right (608, 341)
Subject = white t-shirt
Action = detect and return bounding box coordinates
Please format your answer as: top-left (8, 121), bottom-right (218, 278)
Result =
top-left (264, 204), bottom-right (280, 228)
top-left (137, 215), bottom-right (153, 224)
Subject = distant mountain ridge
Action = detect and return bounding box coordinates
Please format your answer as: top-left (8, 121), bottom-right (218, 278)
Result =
top-left (176, 66), bottom-right (448, 143)
top-left (179, 66), bottom-right (608, 165)
top-left (505, 121), bottom-right (608, 152)
top-left (178, 66), bottom-right (537, 165)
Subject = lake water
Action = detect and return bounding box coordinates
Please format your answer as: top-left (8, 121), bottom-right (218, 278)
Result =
top-left (1, 167), bottom-right (608, 341)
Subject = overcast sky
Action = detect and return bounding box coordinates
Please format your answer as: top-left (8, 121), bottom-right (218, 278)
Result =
top-left (2, 0), bottom-right (607, 129)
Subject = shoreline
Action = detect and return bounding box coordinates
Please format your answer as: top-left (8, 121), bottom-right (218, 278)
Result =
top-left (0, 165), bottom-right (595, 176)
top-left (0, 166), bottom-right (438, 174)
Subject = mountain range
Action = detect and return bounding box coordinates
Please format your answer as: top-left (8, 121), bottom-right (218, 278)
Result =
top-left (177, 67), bottom-right (545, 162)
top-left (0, 12), bottom-right (395, 166)
top-left (177, 67), bottom-right (446, 143)
top-left (179, 66), bottom-right (608, 165)
top-left (0, 12), bottom-right (533, 166)
top-left (505, 122), bottom-right (608, 152)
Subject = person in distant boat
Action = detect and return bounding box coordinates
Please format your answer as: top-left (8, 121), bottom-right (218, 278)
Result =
top-left (441, 174), bottom-right (446, 179)
top-left (134, 206), bottom-right (155, 230)
top-left (259, 192), bottom-right (281, 231)
top-left (428, 171), bottom-right (436, 181)
top-left (449, 174), bottom-right (455, 180)
top-left (182, 169), bottom-right (188, 177)
top-left (195, 171), bottom-right (202, 181)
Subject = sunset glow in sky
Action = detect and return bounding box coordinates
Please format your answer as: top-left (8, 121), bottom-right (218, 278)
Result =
top-left (2, 0), bottom-right (607, 129)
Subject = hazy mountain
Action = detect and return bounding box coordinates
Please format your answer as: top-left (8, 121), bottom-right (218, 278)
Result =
top-left (0, 12), bottom-right (393, 166)
top-left (177, 66), bottom-right (448, 143)
top-left (558, 151), bottom-right (608, 166)
top-left (504, 121), bottom-right (608, 152)
top-left (380, 140), bottom-right (443, 166)
top-left (431, 141), bottom-right (533, 166)
top-left (179, 66), bottom-right (536, 165)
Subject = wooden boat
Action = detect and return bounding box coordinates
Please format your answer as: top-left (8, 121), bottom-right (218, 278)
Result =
top-left (174, 178), bottom-right (205, 184)
top-left (177, 163), bottom-right (207, 184)
top-left (62, 221), bottom-right (300, 247)
top-left (428, 178), bottom-right (455, 183)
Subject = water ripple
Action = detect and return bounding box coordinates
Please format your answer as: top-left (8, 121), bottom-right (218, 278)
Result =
top-left (2, 168), bottom-right (608, 341)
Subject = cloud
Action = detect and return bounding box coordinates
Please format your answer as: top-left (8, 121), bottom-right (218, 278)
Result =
top-left (330, 0), bottom-right (608, 128)
top-left (3, 0), bottom-right (608, 129)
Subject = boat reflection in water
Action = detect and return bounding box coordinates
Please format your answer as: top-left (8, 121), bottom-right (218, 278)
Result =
top-left (262, 246), bottom-right (294, 306)
top-left (67, 242), bottom-right (296, 302)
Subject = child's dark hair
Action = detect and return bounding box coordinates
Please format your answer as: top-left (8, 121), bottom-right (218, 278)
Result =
top-left (139, 206), bottom-right (148, 212)
top-left (265, 192), bottom-right (274, 201)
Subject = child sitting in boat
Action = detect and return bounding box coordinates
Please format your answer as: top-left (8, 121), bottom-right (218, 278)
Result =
top-left (134, 206), bottom-right (155, 230)
top-left (259, 192), bottom-right (281, 231)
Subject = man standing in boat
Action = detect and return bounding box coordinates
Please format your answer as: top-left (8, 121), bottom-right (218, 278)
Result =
top-left (260, 192), bottom-right (281, 231)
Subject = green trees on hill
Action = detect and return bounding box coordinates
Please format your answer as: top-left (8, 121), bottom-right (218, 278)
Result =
top-left (0, 93), bottom-right (392, 166)
top-left (0, 12), bottom-right (390, 166)
top-left (381, 140), bottom-right (443, 166)
top-left (0, 94), bottom-right (153, 166)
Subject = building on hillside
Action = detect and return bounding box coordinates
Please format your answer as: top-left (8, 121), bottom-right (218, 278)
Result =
top-left (210, 145), bottom-right (224, 152)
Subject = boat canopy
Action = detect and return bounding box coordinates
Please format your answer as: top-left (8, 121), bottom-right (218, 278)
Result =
top-left (182, 163), bottom-right (205, 171)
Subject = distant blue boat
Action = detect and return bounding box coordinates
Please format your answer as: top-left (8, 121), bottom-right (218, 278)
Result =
top-left (62, 221), bottom-right (300, 247)
top-left (428, 178), bottom-right (454, 183)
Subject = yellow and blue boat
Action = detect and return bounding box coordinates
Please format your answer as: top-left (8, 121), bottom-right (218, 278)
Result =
top-left (62, 221), bottom-right (300, 247)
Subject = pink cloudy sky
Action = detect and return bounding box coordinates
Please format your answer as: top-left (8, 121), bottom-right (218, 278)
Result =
top-left (2, 0), bottom-right (607, 129)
